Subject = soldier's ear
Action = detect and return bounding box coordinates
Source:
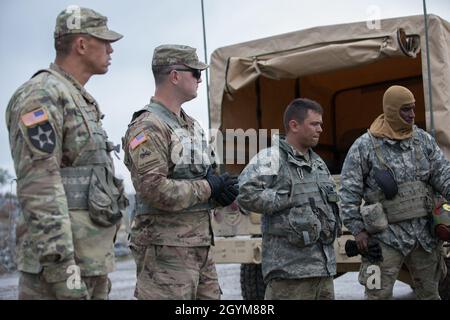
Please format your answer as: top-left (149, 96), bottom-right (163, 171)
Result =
top-left (169, 69), bottom-right (180, 85)
top-left (289, 119), bottom-right (300, 133)
top-left (74, 36), bottom-right (88, 55)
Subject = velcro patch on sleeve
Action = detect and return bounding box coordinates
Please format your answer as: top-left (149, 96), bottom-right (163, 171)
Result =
top-left (21, 108), bottom-right (49, 127)
top-left (27, 121), bottom-right (56, 153)
top-left (130, 131), bottom-right (149, 150)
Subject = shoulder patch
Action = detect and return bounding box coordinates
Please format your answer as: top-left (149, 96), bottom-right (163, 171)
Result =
top-left (21, 108), bottom-right (49, 127)
top-left (129, 131), bottom-right (148, 150)
top-left (27, 122), bottom-right (56, 153)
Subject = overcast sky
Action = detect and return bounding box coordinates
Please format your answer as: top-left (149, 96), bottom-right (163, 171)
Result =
top-left (1, 0), bottom-right (449, 193)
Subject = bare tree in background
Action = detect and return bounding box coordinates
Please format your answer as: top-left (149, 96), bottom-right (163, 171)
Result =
top-left (0, 168), bottom-right (17, 273)
top-left (0, 168), bottom-right (12, 186)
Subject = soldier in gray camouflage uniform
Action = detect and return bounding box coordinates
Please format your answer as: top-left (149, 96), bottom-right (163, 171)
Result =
top-left (122, 44), bottom-right (238, 300)
top-left (340, 85), bottom-right (449, 299)
top-left (238, 98), bottom-right (341, 300)
top-left (5, 6), bottom-right (127, 299)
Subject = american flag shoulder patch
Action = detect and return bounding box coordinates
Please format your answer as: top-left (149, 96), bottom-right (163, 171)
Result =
top-left (130, 131), bottom-right (148, 150)
top-left (21, 108), bottom-right (49, 127)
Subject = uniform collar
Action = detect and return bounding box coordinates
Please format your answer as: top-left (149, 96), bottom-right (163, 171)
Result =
top-left (379, 126), bottom-right (418, 150)
top-left (149, 97), bottom-right (195, 128)
top-left (279, 136), bottom-right (317, 166)
top-left (50, 63), bottom-right (98, 106)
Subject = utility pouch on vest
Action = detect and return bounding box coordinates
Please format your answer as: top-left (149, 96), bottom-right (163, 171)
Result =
top-left (373, 167), bottom-right (398, 200)
top-left (323, 186), bottom-right (339, 203)
top-left (361, 202), bottom-right (388, 234)
top-left (88, 166), bottom-right (128, 227)
top-left (319, 183), bottom-right (342, 237)
top-left (61, 167), bottom-right (92, 210)
top-left (61, 166), bottom-right (127, 227)
top-left (309, 196), bottom-right (337, 245)
top-left (366, 181), bottom-right (432, 223)
top-left (285, 206), bottom-right (321, 247)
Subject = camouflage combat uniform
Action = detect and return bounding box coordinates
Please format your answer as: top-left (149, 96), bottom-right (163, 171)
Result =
top-left (340, 127), bottom-right (449, 299)
top-left (238, 136), bottom-right (341, 300)
top-left (123, 99), bottom-right (221, 300)
top-left (6, 63), bottom-right (126, 299)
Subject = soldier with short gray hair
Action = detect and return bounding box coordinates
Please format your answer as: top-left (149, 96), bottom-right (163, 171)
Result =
top-left (238, 98), bottom-right (341, 300)
top-left (340, 85), bottom-right (449, 299)
top-left (6, 6), bottom-right (126, 299)
top-left (122, 44), bottom-right (238, 300)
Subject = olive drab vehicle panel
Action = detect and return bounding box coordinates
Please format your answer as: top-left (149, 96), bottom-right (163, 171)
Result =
top-left (207, 15), bottom-right (450, 299)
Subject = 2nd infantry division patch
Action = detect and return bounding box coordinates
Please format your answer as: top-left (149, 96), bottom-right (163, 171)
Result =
top-left (21, 108), bottom-right (56, 153)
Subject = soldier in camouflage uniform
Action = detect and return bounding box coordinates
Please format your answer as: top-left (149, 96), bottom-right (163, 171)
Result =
top-left (5, 6), bottom-right (127, 299)
top-left (340, 85), bottom-right (449, 299)
top-left (122, 44), bottom-right (238, 300)
top-left (238, 98), bottom-right (341, 300)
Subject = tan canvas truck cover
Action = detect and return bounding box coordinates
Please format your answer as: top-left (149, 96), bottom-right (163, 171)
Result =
top-left (208, 15), bottom-right (450, 300)
top-left (209, 15), bottom-right (450, 165)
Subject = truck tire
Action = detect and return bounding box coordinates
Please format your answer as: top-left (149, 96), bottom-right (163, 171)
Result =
top-left (439, 257), bottom-right (450, 300)
top-left (240, 263), bottom-right (266, 300)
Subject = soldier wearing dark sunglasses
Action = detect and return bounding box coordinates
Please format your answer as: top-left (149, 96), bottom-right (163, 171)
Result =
top-left (122, 44), bottom-right (238, 300)
top-left (171, 67), bottom-right (202, 80)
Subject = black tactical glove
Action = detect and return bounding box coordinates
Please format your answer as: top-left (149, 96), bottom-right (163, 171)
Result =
top-left (205, 169), bottom-right (225, 199)
top-left (205, 169), bottom-right (238, 206)
top-left (344, 239), bottom-right (360, 257)
top-left (216, 173), bottom-right (239, 206)
top-left (345, 238), bottom-right (383, 263)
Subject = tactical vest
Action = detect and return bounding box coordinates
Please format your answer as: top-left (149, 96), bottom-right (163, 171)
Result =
top-left (33, 68), bottom-right (127, 227)
top-left (130, 102), bottom-right (213, 216)
top-left (366, 131), bottom-right (433, 223)
top-left (263, 147), bottom-right (340, 246)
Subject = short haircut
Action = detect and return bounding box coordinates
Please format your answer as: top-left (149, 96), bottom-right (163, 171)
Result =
top-left (54, 34), bottom-right (86, 57)
top-left (152, 64), bottom-right (191, 85)
top-left (152, 65), bottom-right (174, 85)
top-left (283, 98), bottom-right (323, 132)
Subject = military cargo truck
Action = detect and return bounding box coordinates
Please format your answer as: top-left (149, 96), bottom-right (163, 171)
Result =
top-left (208, 15), bottom-right (450, 299)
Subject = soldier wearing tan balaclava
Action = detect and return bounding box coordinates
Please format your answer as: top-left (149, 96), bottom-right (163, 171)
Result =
top-left (339, 85), bottom-right (449, 300)
top-left (369, 85), bottom-right (416, 140)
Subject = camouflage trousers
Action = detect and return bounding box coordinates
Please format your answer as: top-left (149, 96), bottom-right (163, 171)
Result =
top-left (130, 244), bottom-right (221, 300)
top-left (264, 277), bottom-right (335, 300)
top-left (18, 271), bottom-right (111, 300)
top-left (358, 241), bottom-right (443, 300)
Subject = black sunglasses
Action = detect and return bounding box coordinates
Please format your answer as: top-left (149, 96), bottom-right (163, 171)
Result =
top-left (173, 68), bottom-right (202, 80)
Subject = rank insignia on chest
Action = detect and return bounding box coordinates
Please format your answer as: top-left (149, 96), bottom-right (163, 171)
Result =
top-left (130, 132), bottom-right (148, 150)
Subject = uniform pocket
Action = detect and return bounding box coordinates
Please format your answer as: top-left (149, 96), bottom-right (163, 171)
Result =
top-left (88, 167), bottom-right (126, 227)
top-left (286, 206), bottom-right (321, 247)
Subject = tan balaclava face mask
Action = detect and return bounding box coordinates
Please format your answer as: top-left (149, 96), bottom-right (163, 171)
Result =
top-left (369, 85), bottom-right (415, 140)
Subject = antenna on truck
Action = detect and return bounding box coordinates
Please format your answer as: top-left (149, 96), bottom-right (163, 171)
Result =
top-left (201, 0), bottom-right (211, 129)
top-left (423, 0), bottom-right (435, 138)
